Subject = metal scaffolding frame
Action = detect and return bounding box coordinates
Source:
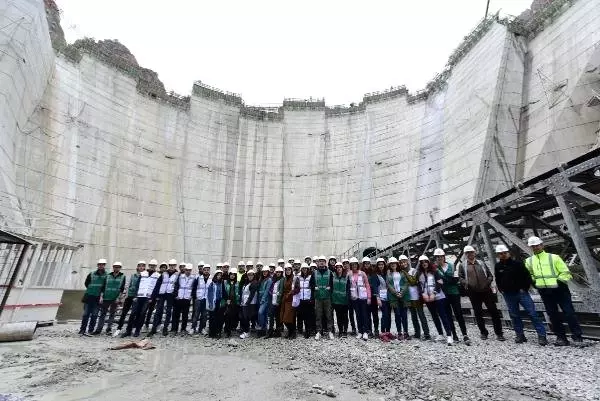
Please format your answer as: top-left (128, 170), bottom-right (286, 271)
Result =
top-left (373, 148), bottom-right (600, 313)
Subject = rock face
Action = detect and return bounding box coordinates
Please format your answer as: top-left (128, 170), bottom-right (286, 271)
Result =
top-left (1, 0), bottom-right (599, 277)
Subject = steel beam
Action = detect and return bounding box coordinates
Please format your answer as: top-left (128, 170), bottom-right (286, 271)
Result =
top-left (487, 217), bottom-right (531, 254)
top-left (571, 186), bottom-right (600, 206)
top-left (555, 194), bottom-right (600, 289)
top-left (479, 223), bottom-right (496, 268)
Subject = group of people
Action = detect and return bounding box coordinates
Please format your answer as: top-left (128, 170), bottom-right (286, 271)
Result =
top-left (78, 235), bottom-right (584, 346)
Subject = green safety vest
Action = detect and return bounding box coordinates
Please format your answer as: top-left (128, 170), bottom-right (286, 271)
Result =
top-left (525, 251), bottom-right (572, 289)
top-left (127, 273), bottom-right (141, 297)
top-left (85, 271), bottom-right (106, 297)
top-left (104, 272), bottom-right (124, 301)
top-left (224, 281), bottom-right (240, 305)
top-left (314, 270), bottom-right (332, 300)
top-left (331, 274), bottom-right (348, 305)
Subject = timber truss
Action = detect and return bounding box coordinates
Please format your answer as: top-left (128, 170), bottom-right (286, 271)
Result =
top-left (375, 149), bottom-right (600, 313)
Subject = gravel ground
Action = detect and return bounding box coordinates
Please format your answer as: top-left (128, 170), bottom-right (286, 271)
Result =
top-left (0, 324), bottom-right (598, 401)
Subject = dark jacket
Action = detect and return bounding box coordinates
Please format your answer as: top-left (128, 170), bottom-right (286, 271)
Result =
top-left (494, 258), bottom-right (533, 293)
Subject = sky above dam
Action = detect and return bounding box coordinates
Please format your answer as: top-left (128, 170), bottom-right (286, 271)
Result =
top-left (58, 0), bottom-right (532, 106)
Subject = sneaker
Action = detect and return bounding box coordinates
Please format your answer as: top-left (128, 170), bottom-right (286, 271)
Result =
top-left (463, 335), bottom-right (471, 346)
top-left (133, 332), bottom-right (140, 338)
top-left (403, 333), bottom-right (410, 341)
top-left (356, 333), bottom-right (362, 340)
top-left (554, 337), bottom-right (569, 346)
top-left (452, 334), bottom-right (459, 342)
top-left (328, 332), bottom-right (334, 340)
top-left (239, 332), bottom-right (246, 339)
top-left (362, 333), bottom-right (368, 341)
top-left (538, 335), bottom-right (548, 346)
top-left (120, 332), bottom-right (130, 338)
top-left (315, 332), bottom-right (321, 340)
top-left (201, 329), bottom-right (208, 336)
top-left (496, 334), bottom-right (506, 342)
top-left (91, 330), bottom-right (101, 336)
top-left (447, 336), bottom-right (454, 346)
top-left (515, 334), bottom-right (527, 344)
top-left (480, 333), bottom-right (488, 340)
top-left (112, 329), bottom-right (121, 338)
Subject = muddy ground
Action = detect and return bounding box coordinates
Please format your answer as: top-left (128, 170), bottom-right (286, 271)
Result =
top-left (0, 324), bottom-right (598, 401)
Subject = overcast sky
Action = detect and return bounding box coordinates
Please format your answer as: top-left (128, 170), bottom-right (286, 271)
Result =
top-left (58, 0), bottom-right (533, 106)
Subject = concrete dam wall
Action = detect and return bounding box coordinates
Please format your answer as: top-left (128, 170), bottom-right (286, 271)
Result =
top-left (1, 0), bottom-right (600, 281)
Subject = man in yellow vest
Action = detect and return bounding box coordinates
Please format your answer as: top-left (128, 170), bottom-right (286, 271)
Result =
top-left (525, 236), bottom-right (583, 345)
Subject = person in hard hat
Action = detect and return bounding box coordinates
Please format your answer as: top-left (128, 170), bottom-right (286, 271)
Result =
top-left (304, 256), bottom-right (312, 266)
top-left (269, 263), bottom-right (276, 275)
top-left (364, 258), bottom-right (381, 338)
top-left (114, 261), bottom-right (146, 337)
top-left (328, 256), bottom-right (337, 273)
top-left (457, 245), bottom-right (505, 341)
top-left (239, 269), bottom-right (258, 339)
top-left (277, 258), bottom-right (286, 268)
top-left (348, 257), bottom-right (371, 341)
top-left (313, 256), bottom-right (335, 340)
top-left (339, 258), bottom-right (356, 335)
top-left (257, 265), bottom-right (273, 337)
top-left (92, 261), bottom-right (125, 335)
top-left (149, 261), bottom-right (178, 336)
top-left (223, 267), bottom-right (240, 337)
top-left (332, 262), bottom-right (350, 337)
top-left (288, 257), bottom-right (296, 265)
top-left (191, 264), bottom-right (212, 335)
top-left (172, 264), bottom-right (194, 335)
top-left (121, 262), bottom-right (161, 338)
top-left (267, 266), bottom-right (285, 338)
top-left (222, 262), bottom-right (230, 276)
top-left (418, 255), bottom-right (454, 345)
top-left (375, 258), bottom-right (391, 335)
top-left (297, 262), bottom-right (316, 339)
top-left (433, 248), bottom-right (471, 345)
top-left (495, 244), bottom-right (548, 346)
top-left (386, 257), bottom-right (410, 339)
top-left (361, 256), bottom-right (371, 273)
top-left (237, 261), bottom-right (246, 282)
top-left (206, 269), bottom-right (225, 338)
top-left (79, 258), bottom-right (107, 336)
top-left (292, 259), bottom-right (302, 275)
top-left (279, 263), bottom-right (300, 339)
top-left (142, 259), bottom-right (160, 331)
top-left (404, 255), bottom-right (431, 340)
top-left (525, 236), bottom-right (582, 345)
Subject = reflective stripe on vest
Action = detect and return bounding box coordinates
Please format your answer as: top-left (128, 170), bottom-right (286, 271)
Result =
top-left (314, 270), bottom-right (331, 299)
top-left (85, 272), bottom-right (105, 297)
top-left (272, 280), bottom-right (281, 305)
top-left (137, 273), bottom-right (160, 298)
top-left (242, 284), bottom-right (257, 305)
top-left (159, 272), bottom-right (178, 294)
top-left (127, 273), bottom-right (140, 297)
top-left (526, 253), bottom-right (558, 288)
top-left (332, 275), bottom-right (348, 305)
top-left (177, 275), bottom-right (194, 299)
top-left (350, 273), bottom-right (367, 300)
top-left (103, 273), bottom-right (124, 301)
top-left (298, 276), bottom-right (312, 300)
top-left (196, 276), bottom-right (210, 299)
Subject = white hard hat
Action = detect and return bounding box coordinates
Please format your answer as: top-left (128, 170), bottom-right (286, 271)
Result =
top-left (246, 260), bottom-right (254, 266)
top-left (97, 258), bottom-right (107, 265)
top-left (275, 266), bottom-right (284, 272)
top-left (310, 262), bottom-right (317, 268)
top-left (294, 259), bottom-right (301, 265)
top-left (301, 263), bottom-right (309, 269)
top-left (238, 261), bottom-right (245, 266)
top-left (179, 262), bottom-right (186, 267)
top-left (318, 255), bottom-right (327, 261)
top-left (284, 263), bottom-right (292, 269)
top-left (247, 269), bottom-right (256, 274)
top-left (527, 236), bottom-right (543, 246)
top-left (257, 261), bottom-right (264, 266)
top-left (335, 261), bottom-right (343, 267)
top-left (138, 260), bottom-right (146, 265)
top-left (349, 257), bottom-right (359, 264)
top-left (288, 258), bottom-right (295, 262)
top-left (376, 257), bottom-right (385, 263)
top-left (198, 261), bottom-right (205, 266)
top-left (342, 258), bottom-right (349, 263)
top-left (216, 263), bottom-right (223, 268)
top-left (149, 259), bottom-right (158, 265)
top-left (495, 244), bottom-right (509, 253)
top-left (463, 245), bottom-right (476, 253)
top-left (160, 261), bottom-right (168, 267)
top-left (204, 264), bottom-right (211, 269)
top-left (433, 248), bottom-right (445, 256)
top-left (269, 263), bottom-right (276, 267)
top-left (313, 256), bottom-right (319, 260)
top-left (328, 256), bottom-right (336, 260)
top-left (215, 269), bottom-right (223, 275)
top-left (229, 267), bottom-right (238, 274)
top-left (168, 259), bottom-right (177, 265)
top-left (418, 255), bottom-right (429, 262)
top-left (113, 261), bottom-right (122, 267)
top-left (304, 256), bottom-right (312, 260)
top-left (277, 258), bottom-right (285, 264)
top-left (399, 255), bottom-right (409, 261)
top-left (362, 257), bottom-right (371, 263)
top-left (184, 263), bottom-right (193, 270)
top-left (388, 257), bottom-right (399, 264)
top-left (261, 266), bottom-right (270, 272)
top-left (223, 261), bottom-right (230, 266)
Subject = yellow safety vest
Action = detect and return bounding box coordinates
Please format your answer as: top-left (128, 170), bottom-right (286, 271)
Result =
top-left (525, 251), bottom-right (572, 288)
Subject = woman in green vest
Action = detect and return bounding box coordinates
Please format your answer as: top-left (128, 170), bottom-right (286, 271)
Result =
top-left (93, 261), bottom-right (125, 335)
top-left (79, 258), bottom-right (107, 336)
top-left (223, 267), bottom-right (240, 337)
top-left (331, 262), bottom-right (350, 337)
top-left (114, 261), bottom-right (146, 337)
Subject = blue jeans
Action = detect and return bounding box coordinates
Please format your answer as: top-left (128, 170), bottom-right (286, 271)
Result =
top-left (425, 299), bottom-right (452, 336)
top-left (258, 302), bottom-right (270, 330)
top-left (192, 298), bottom-right (207, 332)
top-left (152, 293), bottom-right (174, 332)
top-left (392, 305), bottom-right (409, 334)
top-left (380, 300), bottom-right (391, 332)
top-left (351, 299), bottom-right (368, 334)
top-left (79, 298), bottom-right (100, 334)
top-left (538, 284), bottom-right (582, 339)
top-left (502, 290), bottom-right (546, 336)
